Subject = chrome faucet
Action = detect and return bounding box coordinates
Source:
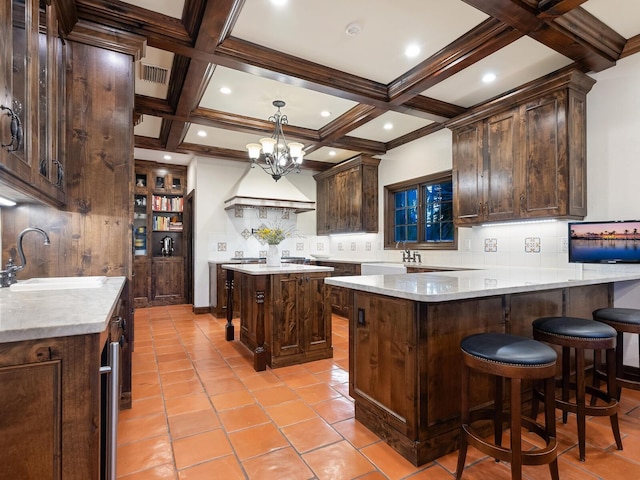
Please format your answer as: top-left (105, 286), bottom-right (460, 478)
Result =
top-left (0, 227), bottom-right (51, 287)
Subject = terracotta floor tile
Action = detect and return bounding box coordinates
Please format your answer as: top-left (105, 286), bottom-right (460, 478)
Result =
top-left (118, 412), bottom-right (168, 445)
top-left (271, 363), bottom-right (308, 378)
top-left (160, 369), bottom-right (199, 386)
top-left (117, 435), bottom-right (174, 477)
top-left (332, 418), bottom-right (380, 449)
top-left (332, 381), bottom-right (351, 398)
top-left (313, 367), bottom-right (349, 386)
top-left (118, 463), bottom-right (177, 480)
top-left (456, 456), bottom-right (513, 480)
top-left (523, 458), bottom-right (597, 480)
top-left (243, 447), bottom-right (314, 480)
top-left (241, 371), bottom-right (285, 391)
top-left (162, 379), bottom-right (204, 399)
top-left (279, 371), bottom-right (324, 389)
top-left (405, 464), bottom-right (454, 480)
top-left (252, 384), bottom-right (300, 406)
top-left (218, 404), bottom-right (271, 432)
top-left (167, 409), bottom-right (220, 440)
top-left (303, 440), bottom-right (376, 480)
top-left (281, 417), bottom-right (342, 454)
top-left (228, 422), bottom-right (289, 460)
top-left (561, 444), bottom-right (640, 479)
top-left (265, 399), bottom-right (318, 427)
top-left (295, 382), bottom-right (341, 404)
top-left (177, 455), bottom-right (245, 480)
top-left (119, 395), bottom-right (165, 421)
top-left (211, 388), bottom-right (255, 411)
top-left (313, 396), bottom-right (354, 424)
top-left (172, 428), bottom-right (234, 469)
top-left (201, 376), bottom-right (246, 396)
top-left (157, 359), bottom-right (193, 374)
top-left (164, 392), bottom-right (212, 417)
top-left (360, 440), bottom-right (423, 480)
top-left (303, 358), bottom-right (338, 374)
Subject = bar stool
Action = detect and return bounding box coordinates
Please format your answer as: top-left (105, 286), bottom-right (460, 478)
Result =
top-left (456, 333), bottom-right (559, 480)
top-left (593, 307), bottom-right (640, 399)
top-left (532, 316), bottom-right (623, 461)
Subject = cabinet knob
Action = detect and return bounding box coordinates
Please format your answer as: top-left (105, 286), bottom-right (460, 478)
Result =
top-left (519, 194), bottom-right (526, 212)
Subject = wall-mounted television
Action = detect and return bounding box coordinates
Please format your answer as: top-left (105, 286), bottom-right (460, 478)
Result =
top-left (568, 220), bottom-right (640, 264)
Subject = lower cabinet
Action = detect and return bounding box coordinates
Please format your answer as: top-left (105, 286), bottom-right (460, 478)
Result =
top-left (133, 257), bottom-right (151, 306)
top-left (315, 261), bottom-right (361, 317)
top-left (152, 257), bottom-right (185, 303)
top-left (0, 332), bottom-right (106, 479)
top-left (238, 271), bottom-right (333, 368)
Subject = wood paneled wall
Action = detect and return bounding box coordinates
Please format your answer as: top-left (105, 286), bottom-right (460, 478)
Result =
top-left (1, 41), bottom-right (134, 280)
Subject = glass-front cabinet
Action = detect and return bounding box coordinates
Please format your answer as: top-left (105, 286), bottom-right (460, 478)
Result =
top-left (0, 0), bottom-right (65, 207)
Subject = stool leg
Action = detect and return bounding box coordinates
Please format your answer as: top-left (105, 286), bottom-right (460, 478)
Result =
top-left (591, 349), bottom-right (601, 407)
top-left (456, 363), bottom-right (470, 480)
top-left (510, 378), bottom-right (522, 480)
top-left (562, 346), bottom-right (570, 424)
top-left (606, 347), bottom-right (623, 451)
top-left (495, 376), bottom-right (504, 449)
top-left (616, 331), bottom-right (624, 400)
top-left (544, 375), bottom-right (560, 480)
top-left (576, 347), bottom-right (586, 462)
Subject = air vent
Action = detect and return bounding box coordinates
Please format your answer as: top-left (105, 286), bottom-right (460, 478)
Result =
top-left (140, 63), bottom-right (169, 85)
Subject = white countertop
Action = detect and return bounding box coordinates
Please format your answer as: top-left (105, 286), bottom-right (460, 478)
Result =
top-left (222, 264), bottom-right (334, 275)
top-left (325, 267), bottom-right (640, 302)
top-left (0, 276), bottom-right (126, 343)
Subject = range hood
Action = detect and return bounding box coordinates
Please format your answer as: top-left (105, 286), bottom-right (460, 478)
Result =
top-left (224, 167), bottom-right (315, 213)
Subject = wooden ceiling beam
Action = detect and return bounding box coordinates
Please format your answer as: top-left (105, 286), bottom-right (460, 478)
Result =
top-left (462, 0), bottom-right (621, 71)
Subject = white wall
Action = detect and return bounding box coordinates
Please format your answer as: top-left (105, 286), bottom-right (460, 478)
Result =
top-left (189, 54), bottom-right (640, 311)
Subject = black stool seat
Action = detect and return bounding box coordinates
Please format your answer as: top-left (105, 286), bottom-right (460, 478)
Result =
top-left (593, 307), bottom-right (640, 399)
top-left (532, 316), bottom-right (622, 462)
top-left (533, 316), bottom-right (617, 340)
top-left (594, 307), bottom-right (640, 325)
top-left (461, 333), bottom-right (557, 366)
top-left (457, 333), bottom-right (558, 480)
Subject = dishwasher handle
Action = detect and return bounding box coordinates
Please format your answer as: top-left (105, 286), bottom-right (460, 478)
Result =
top-left (99, 341), bottom-right (121, 480)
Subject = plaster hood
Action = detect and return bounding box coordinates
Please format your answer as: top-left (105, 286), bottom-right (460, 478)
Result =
top-left (224, 167), bottom-right (315, 213)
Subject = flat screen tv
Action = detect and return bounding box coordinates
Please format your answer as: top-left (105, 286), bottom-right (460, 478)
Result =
top-left (568, 220), bottom-right (640, 264)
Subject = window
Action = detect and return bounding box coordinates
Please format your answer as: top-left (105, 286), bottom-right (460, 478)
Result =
top-left (384, 171), bottom-right (457, 250)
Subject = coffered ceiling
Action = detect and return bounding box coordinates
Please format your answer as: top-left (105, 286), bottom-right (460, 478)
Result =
top-left (71, 0), bottom-right (640, 169)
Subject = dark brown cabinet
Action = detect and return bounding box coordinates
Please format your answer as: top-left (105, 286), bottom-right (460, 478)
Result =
top-left (133, 160), bottom-right (187, 307)
top-left (0, 0), bottom-right (65, 208)
top-left (314, 261), bottom-right (361, 317)
top-left (238, 271), bottom-right (333, 369)
top-left (451, 70), bottom-right (593, 226)
top-left (314, 156), bottom-right (380, 235)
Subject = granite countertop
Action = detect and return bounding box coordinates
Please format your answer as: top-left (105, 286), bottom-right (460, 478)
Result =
top-left (325, 267), bottom-right (640, 302)
top-left (0, 276), bottom-right (126, 343)
top-left (222, 264), bottom-right (334, 275)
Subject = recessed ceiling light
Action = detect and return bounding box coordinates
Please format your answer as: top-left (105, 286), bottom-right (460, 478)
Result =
top-left (482, 72), bottom-right (497, 83)
top-left (345, 22), bottom-right (362, 36)
top-left (163, 154), bottom-right (172, 160)
top-left (383, 122), bottom-right (393, 130)
top-left (320, 110), bottom-right (331, 118)
top-left (404, 44), bottom-right (420, 58)
top-left (270, 0), bottom-right (287, 6)
top-left (197, 130), bottom-right (207, 137)
top-left (0, 196), bottom-right (17, 207)
top-left (219, 86), bottom-right (231, 94)
top-left (329, 150), bottom-right (336, 157)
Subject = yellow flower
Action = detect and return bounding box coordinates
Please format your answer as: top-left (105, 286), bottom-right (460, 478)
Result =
top-left (255, 227), bottom-right (287, 245)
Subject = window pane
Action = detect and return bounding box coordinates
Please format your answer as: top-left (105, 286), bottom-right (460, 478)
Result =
top-left (407, 225), bottom-right (418, 241)
top-left (395, 226), bottom-right (405, 242)
top-left (407, 207), bottom-right (417, 224)
top-left (407, 188), bottom-right (418, 206)
top-left (395, 192), bottom-right (406, 208)
top-left (395, 209), bottom-right (406, 225)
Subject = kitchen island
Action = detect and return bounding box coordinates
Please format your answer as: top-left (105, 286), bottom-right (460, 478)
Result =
top-left (0, 276), bottom-right (127, 479)
top-left (325, 267), bottom-right (640, 466)
top-left (222, 263), bottom-right (334, 371)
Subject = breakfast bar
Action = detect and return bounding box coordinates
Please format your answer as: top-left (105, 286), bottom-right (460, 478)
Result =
top-left (222, 263), bottom-right (334, 371)
top-left (325, 267), bottom-right (640, 466)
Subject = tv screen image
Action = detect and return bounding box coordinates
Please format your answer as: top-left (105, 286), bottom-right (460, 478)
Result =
top-left (568, 220), bottom-right (640, 264)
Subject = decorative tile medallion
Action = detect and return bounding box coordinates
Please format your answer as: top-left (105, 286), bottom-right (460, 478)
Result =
top-left (258, 207), bottom-right (268, 218)
top-left (525, 237), bottom-right (541, 253)
top-left (296, 242), bottom-right (304, 251)
top-left (281, 250), bottom-right (290, 257)
top-left (217, 242), bottom-right (227, 252)
top-left (234, 207), bottom-right (243, 218)
top-left (365, 242), bottom-right (372, 251)
top-left (351, 242), bottom-right (357, 251)
top-left (241, 228), bottom-right (252, 239)
top-left (484, 238), bottom-right (498, 253)
top-left (234, 251), bottom-right (243, 258)
top-left (317, 243), bottom-right (324, 251)
top-left (338, 242), bottom-right (344, 251)
top-left (281, 210), bottom-right (290, 220)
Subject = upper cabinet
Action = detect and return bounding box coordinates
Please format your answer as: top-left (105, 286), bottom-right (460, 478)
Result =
top-left (0, 0), bottom-right (65, 208)
top-left (451, 69), bottom-right (594, 226)
top-left (314, 155), bottom-right (380, 235)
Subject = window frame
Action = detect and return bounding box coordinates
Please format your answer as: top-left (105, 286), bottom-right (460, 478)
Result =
top-left (383, 170), bottom-right (458, 250)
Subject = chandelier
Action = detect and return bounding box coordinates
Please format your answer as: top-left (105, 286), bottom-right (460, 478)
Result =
top-left (246, 100), bottom-right (304, 182)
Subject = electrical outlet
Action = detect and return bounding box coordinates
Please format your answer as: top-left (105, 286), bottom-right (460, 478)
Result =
top-left (561, 237), bottom-right (569, 253)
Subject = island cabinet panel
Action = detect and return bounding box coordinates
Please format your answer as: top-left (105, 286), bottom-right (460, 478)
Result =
top-left (237, 271), bottom-right (332, 369)
top-left (347, 282), bottom-right (611, 466)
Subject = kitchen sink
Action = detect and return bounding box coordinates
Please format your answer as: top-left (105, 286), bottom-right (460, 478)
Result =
top-left (360, 263), bottom-right (407, 275)
top-left (10, 276), bottom-right (108, 291)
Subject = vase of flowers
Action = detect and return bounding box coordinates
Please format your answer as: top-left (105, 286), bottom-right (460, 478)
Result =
top-left (255, 225), bottom-right (290, 267)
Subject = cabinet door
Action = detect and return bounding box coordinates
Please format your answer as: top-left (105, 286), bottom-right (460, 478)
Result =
top-left (271, 274), bottom-right (304, 358)
top-left (452, 123), bottom-right (484, 225)
top-left (343, 166), bottom-right (363, 232)
top-left (151, 257), bottom-right (184, 302)
top-left (133, 258), bottom-right (150, 305)
top-left (0, 360), bottom-right (62, 480)
top-left (485, 110), bottom-right (518, 222)
top-left (303, 273), bottom-right (331, 352)
top-left (520, 92), bottom-right (567, 218)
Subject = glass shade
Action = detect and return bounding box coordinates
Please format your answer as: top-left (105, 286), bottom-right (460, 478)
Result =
top-left (288, 142), bottom-right (303, 159)
top-left (260, 138), bottom-right (276, 154)
top-left (246, 143), bottom-right (262, 159)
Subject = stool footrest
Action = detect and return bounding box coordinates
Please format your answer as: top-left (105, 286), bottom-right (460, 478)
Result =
top-left (462, 409), bottom-right (558, 466)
